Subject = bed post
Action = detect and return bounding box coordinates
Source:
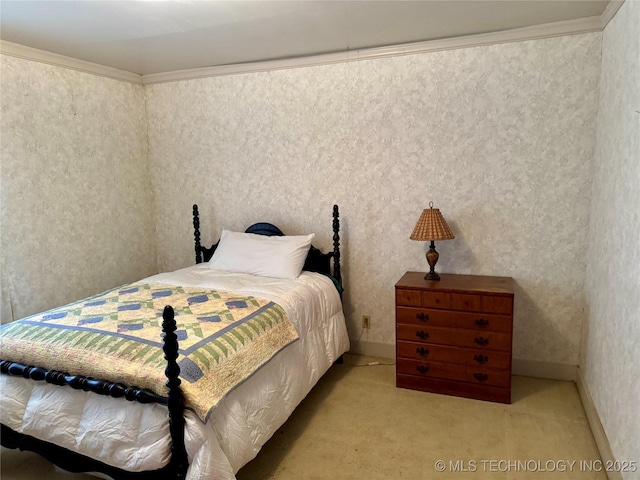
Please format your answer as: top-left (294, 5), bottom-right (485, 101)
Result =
top-left (162, 306), bottom-right (189, 479)
top-left (332, 205), bottom-right (342, 294)
top-left (193, 204), bottom-right (202, 264)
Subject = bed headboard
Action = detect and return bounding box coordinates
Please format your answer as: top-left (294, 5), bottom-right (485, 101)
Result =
top-left (192, 205), bottom-right (343, 294)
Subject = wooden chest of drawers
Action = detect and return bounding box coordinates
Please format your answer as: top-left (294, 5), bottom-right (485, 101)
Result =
top-left (395, 272), bottom-right (514, 404)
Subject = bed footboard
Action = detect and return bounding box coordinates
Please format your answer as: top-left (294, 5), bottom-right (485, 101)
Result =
top-left (0, 306), bottom-right (188, 480)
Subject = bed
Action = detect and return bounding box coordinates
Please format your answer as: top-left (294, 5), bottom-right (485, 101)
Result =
top-left (0, 204), bottom-right (349, 480)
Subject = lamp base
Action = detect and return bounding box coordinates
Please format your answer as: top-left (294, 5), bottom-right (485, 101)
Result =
top-left (424, 271), bottom-right (441, 281)
top-left (425, 241), bottom-right (441, 281)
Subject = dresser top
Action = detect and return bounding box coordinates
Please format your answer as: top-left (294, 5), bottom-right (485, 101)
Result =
top-left (395, 272), bottom-right (514, 295)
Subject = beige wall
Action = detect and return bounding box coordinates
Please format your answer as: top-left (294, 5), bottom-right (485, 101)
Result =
top-left (145, 32), bottom-right (602, 365)
top-left (582, 1), bottom-right (640, 473)
top-left (0, 56), bottom-right (158, 321)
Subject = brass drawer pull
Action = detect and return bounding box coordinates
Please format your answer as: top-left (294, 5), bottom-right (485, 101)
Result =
top-left (416, 365), bottom-right (430, 374)
top-left (475, 318), bottom-right (490, 328)
top-left (416, 313), bottom-right (430, 322)
top-left (474, 354), bottom-right (489, 364)
top-left (474, 336), bottom-right (489, 346)
top-left (473, 373), bottom-right (489, 382)
top-left (416, 347), bottom-right (430, 357)
top-left (415, 330), bottom-right (430, 339)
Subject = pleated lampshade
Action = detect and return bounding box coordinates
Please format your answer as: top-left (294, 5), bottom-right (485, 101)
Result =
top-left (410, 203), bottom-right (454, 281)
top-left (410, 207), bottom-right (455, 241)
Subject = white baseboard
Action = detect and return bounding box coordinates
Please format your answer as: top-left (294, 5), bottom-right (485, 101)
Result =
top-left (576, 368), bottom-right (622, 480)
top-left (512, 358), bottom-right (578, 381)
top-left (349, 340), bottom-right (395, 360)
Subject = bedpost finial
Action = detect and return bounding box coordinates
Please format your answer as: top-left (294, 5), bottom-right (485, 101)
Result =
top-left (193, 205), bottom-right (202, 264)
top-left (332, 205), bottom-right (342, 297)
top-left (162, 305), bottom-right (175, 325)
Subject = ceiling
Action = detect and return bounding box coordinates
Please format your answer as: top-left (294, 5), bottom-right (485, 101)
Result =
top-left (0, 1), bottom-right (610, 76)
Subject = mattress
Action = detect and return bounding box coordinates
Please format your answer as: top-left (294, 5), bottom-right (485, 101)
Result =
top-left (0, 264), bottom-right (350, 479)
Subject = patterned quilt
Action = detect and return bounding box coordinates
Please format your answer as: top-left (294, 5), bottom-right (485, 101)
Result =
top-left (0, 283), bottom-right (299, 422)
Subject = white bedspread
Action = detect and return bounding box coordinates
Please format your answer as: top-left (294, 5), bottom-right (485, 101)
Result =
top-left (0, 265), bottom-right (350, 479)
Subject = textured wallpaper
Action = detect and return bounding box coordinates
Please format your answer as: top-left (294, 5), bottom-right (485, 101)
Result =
top-left (583, 1), bottom-right (640, 474)
top-left (146, 32), bottom-right (602, 365)
top-left (0, 56), bottom-right (158, 321)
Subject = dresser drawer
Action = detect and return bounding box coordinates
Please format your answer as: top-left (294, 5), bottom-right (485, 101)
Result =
top-left (398, 289), bottom-right (513, 315)
top-left (482, 295), bottom-right (513, 314)
top-left (396, 306), bottom-right (512, 332)
top-left (421, 292), bottom-right (450, 309)
top-left (396, 341), bottom-right (511, 369)
top-left (397, 374), bottom-right (511, 404)
top-left (397, 358), bottom-right (510, 388)
top-left (451, 294), bottom-right (481, 312)
top-left (465, 368), bottom-right (510, 388)
top-left (397, 358), bottom-right (466, 383)
top-left (397, 324), bottom-right (512, 352)
top-left (396, 289), bottom-right (421, 307)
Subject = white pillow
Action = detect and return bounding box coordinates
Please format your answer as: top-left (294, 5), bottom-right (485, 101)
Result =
top-left (208, 230), bottom-right (315, 279)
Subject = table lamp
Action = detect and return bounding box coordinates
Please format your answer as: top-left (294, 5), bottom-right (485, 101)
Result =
top-left (410, 202), bottom-right (455, 280)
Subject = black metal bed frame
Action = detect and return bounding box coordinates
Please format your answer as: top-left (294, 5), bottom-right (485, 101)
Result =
top-left (0, 204), bottom-right (342, 480)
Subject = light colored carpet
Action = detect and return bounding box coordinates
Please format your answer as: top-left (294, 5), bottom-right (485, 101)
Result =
top-left (1, 355), bottom-right (605, 479)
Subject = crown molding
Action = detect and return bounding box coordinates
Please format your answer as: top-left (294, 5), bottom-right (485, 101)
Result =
top-left (1, 4), bottom-right (617, 86)
top-left (142, 14), bottom-right (603, 84)
top-left (0, 40), bottom-right (143, 85)
top-left (356, 15), bottom-right (603, 59)
top-left (142, 50), bottom-right (353, 85)
top-left (600, 0), bottom-right (625, 29)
